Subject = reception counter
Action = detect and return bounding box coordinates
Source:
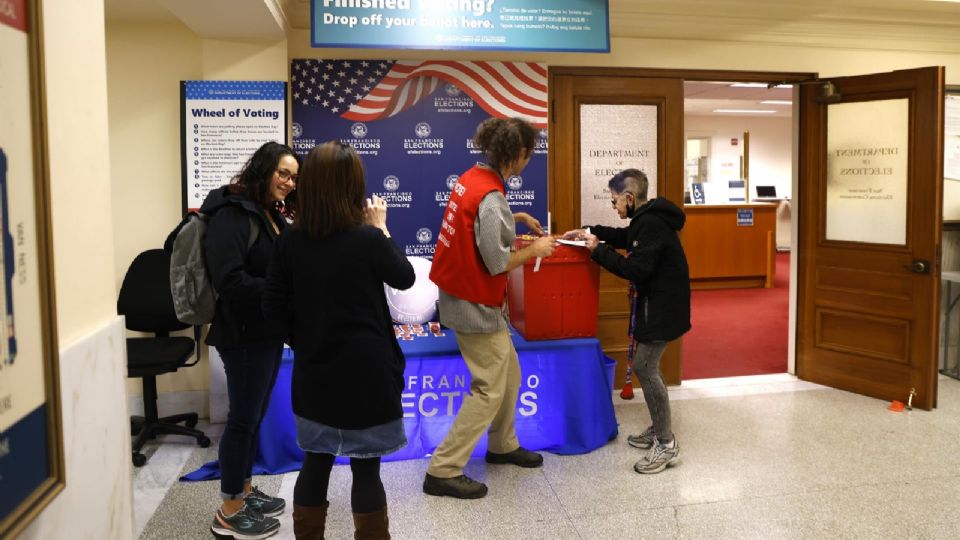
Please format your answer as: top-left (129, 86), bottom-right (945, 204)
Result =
top-left (683, 203), bottom-right (777, 289)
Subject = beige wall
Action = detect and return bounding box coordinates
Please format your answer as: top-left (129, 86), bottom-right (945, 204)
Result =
top-left (47, 8), bottom-right (118, 344)
top-left (107, 21), bottom-right (286, 398)
top-left (288, 32), bottom-right (960, 82)
top-left (21, 0), bottom-right (133, 538)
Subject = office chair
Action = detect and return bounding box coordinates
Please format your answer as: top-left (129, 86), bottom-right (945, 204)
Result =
top-left (118, 248), bottom-right (210, 467)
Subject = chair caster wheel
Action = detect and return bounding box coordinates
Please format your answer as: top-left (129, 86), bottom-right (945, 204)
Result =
top-left (198, 436), bottom-right (211, 448)
top-left (133, 453), bottom-right (147, 467)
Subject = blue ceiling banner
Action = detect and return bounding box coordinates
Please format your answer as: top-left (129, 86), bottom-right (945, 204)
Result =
top-left (311, 0), bottom-right (610, 52)
top-left (291, 58), bottom-right (548, 258)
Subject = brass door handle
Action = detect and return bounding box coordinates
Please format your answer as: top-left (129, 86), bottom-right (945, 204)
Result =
top-left (904, 259), bottom-right (930, 274)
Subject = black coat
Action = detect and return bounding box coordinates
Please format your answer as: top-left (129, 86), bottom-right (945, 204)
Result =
top-left (263, 225), bottom-right (415, 430)
top-left (202, 186), bottom-right (287, 348)
top-left (589, 198), bottom-right (692, 342)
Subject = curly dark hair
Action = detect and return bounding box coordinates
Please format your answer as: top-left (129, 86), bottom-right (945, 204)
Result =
top-left (473, 117), bottom-right (537, 172)
top-left (227, 141), bottom-right (300, 208)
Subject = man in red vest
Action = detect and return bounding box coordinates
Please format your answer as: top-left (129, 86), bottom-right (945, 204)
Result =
top-left (424, 118), bottom-right (555, 499)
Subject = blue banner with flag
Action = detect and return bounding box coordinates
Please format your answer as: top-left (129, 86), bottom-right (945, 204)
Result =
top-left (291, 58), bottom-right (548, 257)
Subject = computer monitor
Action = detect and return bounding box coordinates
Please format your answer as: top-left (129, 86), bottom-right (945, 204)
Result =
top-left (755, 185), bottom-right (777, 198)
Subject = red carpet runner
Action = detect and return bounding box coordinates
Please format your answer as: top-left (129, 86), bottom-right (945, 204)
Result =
top-left (681, 253), bottom-right (790, 380)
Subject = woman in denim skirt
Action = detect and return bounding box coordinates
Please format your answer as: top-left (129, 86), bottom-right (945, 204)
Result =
top-left (263, 141), bottom-right (414, 539)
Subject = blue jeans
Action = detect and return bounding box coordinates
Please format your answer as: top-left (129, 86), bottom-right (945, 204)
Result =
top-left (217, 341), bottom-right (283, 499)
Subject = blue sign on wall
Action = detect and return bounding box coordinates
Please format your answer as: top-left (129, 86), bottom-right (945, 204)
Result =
top-left (311, 0), bottom-right (610, 52)
top-left (291, 59), bottom-right (548, 258)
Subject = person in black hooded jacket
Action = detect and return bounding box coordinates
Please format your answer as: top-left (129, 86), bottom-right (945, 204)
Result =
top-left (203, 141), bottom-right (300, 540)
top-left (564, 168), bottom-right (691, 476)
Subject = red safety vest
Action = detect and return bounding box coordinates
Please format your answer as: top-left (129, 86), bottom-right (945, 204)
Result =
top-left (429, 165), bottom-right (508, 306)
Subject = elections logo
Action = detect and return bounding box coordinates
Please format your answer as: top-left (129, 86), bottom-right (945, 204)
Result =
top-left (415, 122), bottom-right (432, 139)
top-left (385, 257), bottom-right (438, 324)
top-left (350, 122), bottom-right (368, 138)
top-left (446, 175), bottom-right (459, 190)
top-left (539, 128), bottom-right (548, 139)
top-left (504, 175), bottom-right (535, 207)
top-left (444, 84), bottom-right (462, 97)
top-left (292, 122), bottom-right (303, 139)
top-left (416, 227), bottom-right (433, 244)
top-left (383, 175), bottom-right (400, 192)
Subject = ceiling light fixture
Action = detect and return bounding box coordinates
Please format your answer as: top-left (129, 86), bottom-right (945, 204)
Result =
top-left (760, 100), bottom-right (793, 105)
top-left (713, 109), bottom-right (776, 114)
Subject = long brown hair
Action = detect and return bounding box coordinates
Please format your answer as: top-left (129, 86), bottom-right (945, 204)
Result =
top-left (473, 117), bottom-right (537, 172)
top-left (294, 141), bottom-right (366, 237)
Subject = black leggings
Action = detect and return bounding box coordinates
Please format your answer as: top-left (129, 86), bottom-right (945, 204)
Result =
top-left (294, 452), bottom-right (386, 513)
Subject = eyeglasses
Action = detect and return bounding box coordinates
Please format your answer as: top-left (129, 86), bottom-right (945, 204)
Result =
top-left (276, 168), bottom-right (298, 183)
top-left (610, 192), bottom-right (636, 207)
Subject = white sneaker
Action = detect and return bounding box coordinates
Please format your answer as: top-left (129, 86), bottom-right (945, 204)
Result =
top-left (627, 426), bottom-right (656, 450)
top-left (633, 438), bottom-right (680, 474)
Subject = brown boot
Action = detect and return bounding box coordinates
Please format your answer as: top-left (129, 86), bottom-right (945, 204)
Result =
top-left (353, 505), bottom-right (390, 540)
top-left (293, 501), bottom-right (328, 540)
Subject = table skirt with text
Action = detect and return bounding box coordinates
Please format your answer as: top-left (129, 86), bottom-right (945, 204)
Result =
top-left (183, 329), bottom-right (617, 480)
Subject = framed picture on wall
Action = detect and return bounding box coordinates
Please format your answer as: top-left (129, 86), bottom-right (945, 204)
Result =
top-left (0, 0), bottom-right (66, 537)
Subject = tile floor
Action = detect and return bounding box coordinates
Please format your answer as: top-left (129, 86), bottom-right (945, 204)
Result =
top-left (133, 374), bottom-right (960, 539)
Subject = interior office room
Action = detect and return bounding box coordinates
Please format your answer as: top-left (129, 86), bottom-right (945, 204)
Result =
top-left (681, 82), bottom-right (794, 380)
top-left (5, 0), bottom-right (960, 538)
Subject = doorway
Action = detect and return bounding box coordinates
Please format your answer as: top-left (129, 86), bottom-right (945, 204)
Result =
top-left (681, 80), bottom-right (795, 380)
top-left (549, 66), bottom-right (944, 409)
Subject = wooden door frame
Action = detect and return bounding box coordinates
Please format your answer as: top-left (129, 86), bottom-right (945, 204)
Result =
top-left (548, 66), bottom-right (815, 384)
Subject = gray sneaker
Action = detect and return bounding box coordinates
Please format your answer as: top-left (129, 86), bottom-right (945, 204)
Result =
top-left (243, 486), bottom-right (285, 517)
top-left (633, 438), bottom-right (680, 474)
top-left (210, 504), bottom-right (280, 539)
top-left (627, 426), bottom-right (656, 450)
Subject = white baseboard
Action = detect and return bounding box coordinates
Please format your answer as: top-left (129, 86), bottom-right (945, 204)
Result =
top-left (127, 389), bottom-right (210, 420)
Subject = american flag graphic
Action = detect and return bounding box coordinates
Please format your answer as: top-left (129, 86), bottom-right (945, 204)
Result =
top-left (290, 59), bottom-right (547, 128)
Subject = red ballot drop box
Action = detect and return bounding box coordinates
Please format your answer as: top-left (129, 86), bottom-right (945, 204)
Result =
top-left (507, 239), bottom-right (600, 340)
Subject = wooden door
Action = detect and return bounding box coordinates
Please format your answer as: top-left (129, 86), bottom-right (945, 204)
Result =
top-left (797, 67), bottom-right (945, 409)
top-left (549, 71), bottom-right (684, 385)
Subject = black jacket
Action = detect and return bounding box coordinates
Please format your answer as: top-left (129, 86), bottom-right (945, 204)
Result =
top-left (202, 186), bottom-right (287, 348)
top-left (263, 225), bottom-right (415, 430)
top-left (589, 198), bottom-right (691, 342)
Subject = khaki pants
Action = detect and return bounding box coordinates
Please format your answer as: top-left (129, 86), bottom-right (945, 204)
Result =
top-left (426, 327), bottom-right (521, 478)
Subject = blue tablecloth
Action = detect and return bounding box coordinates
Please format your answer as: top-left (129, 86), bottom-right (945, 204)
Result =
top-left (182, 329), bottom-right (617, 481)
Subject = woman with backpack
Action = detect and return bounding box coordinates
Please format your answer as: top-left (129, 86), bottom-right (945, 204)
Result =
top-left (204, 141), bottom-right (299, 540)
top-left (263, 141), bottom-right (415, 539)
